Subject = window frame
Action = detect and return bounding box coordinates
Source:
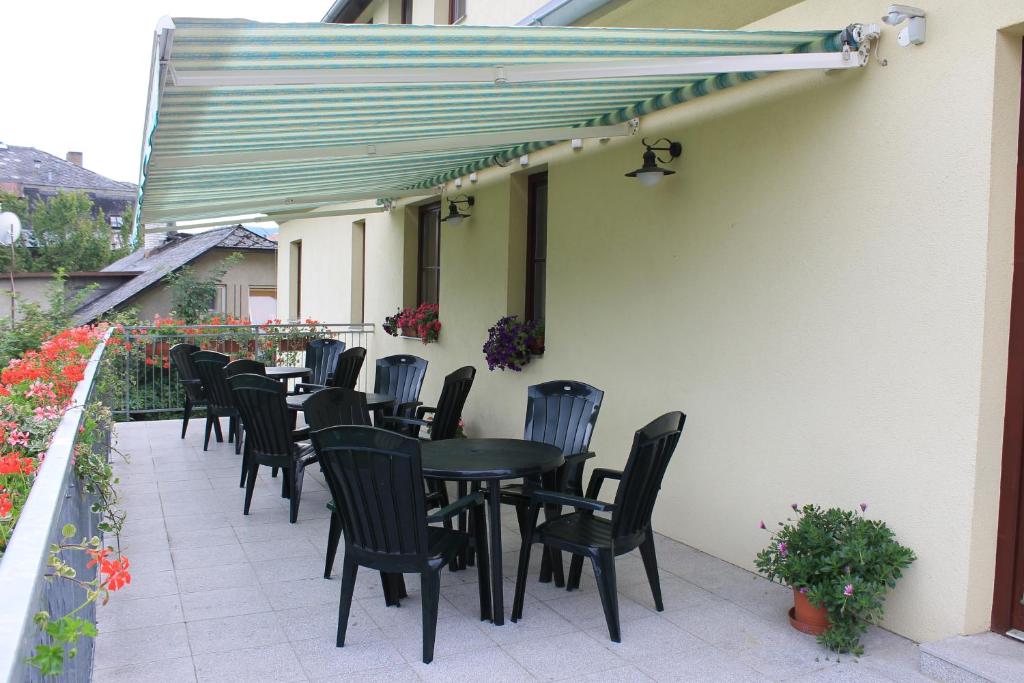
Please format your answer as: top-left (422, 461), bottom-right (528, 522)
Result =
top-left (401, 0), bottom-right (413, 24)
top-left (448, 0), bottom-right (466, 24)
top-left (417, 202), bottom-right (441, 306)
top-left (525, 171), bottom-right (548, 324)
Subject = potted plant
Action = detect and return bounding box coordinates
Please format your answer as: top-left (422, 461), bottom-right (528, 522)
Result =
top-left (755, 503), bottom-right (916, 654)
top-left (482, 316), bottom-right (542, 371)
top-left (383, 304), bottom-right (441, 344)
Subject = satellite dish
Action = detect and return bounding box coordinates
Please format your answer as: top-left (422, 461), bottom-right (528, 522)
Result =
top-left (0, 212), bottom-right (21, 247)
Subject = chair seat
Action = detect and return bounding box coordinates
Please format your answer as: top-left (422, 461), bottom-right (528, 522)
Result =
top-left (427, 525), bottom-right (470, 561)
top-left (537, 512), bottom-right (613, 551)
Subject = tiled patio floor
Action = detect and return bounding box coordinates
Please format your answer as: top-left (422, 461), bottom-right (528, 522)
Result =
top-left (93, 419), bottom-right (932, 682)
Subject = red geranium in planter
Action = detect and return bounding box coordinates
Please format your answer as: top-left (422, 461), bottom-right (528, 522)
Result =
top-left (384, 304), bottom-right (441, 344)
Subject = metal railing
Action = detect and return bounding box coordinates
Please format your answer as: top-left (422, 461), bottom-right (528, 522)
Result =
top-left (0, 331), bottom-right (111, 683)
top-left (112, 323), bottom-right (376, 418)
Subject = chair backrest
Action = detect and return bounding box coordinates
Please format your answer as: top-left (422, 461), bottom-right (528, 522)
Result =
top-left (310, 425), bottom-right (430, 558)
top-left (524, 380), bottom-right (604, 456)
top-left (305, 338), bottom-right (346, 386)
top-left (191, 351), bottom-right (233, 410)
top-left (170, 343), bottom-right (205, 402)
top-left (228, 373), bottom-right (295, 456)
top-left (374, 355), bottom-right (428, 407)
top-left (428, 366), bottom-right (476, 441)
top-left (329, 347), bottom-right (366, 390)
top-left (303, 388), bottom-right (371, 431)
top-left (225, 358), bottom-right (266, 378)
top-left (610, 412), bottom-right (686, 541)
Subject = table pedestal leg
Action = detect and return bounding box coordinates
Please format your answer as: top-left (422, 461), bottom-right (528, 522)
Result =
top-left (486, 479), bottom-right (504, 625)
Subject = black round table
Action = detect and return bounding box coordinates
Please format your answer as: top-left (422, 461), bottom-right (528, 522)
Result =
top-left (266, 366), bottom-right (312, 381)
top-left (421, 438), bottom-right (563, 625)
top-left (286, 391), bottom-right (395, 412)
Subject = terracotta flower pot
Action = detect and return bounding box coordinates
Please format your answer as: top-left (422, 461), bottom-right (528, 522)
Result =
top-left (400, 325), bottom-right (417, 337)
top-left (788, 588), bottom-right (830, 636)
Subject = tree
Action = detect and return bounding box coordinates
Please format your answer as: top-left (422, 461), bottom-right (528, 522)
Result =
top-left (163, 252), bottom-right (243, 323)
top-left (0, 191), bottom-right (134, 273)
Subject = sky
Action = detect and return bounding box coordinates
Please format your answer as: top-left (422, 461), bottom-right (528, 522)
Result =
top-left (0, 1), bottom-right (331, 186)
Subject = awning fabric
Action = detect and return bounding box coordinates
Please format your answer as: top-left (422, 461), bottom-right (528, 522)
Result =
top-left (138, 20), bottom-right (860, 225)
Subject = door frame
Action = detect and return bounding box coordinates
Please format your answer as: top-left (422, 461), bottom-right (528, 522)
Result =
top-left (992, 42), bottom-right (1024, 634)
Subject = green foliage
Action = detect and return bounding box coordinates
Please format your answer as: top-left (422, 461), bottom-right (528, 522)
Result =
top-left (22, 192), bottom-right (125, 272)
top-left (163, 252), bottom-right (243, 323)
top-left (755, 504), bottom-right (916, 655)
top-left (0, 190), bottom-right (29, 221)
top-left (0, 271), bottom-right (97, 367)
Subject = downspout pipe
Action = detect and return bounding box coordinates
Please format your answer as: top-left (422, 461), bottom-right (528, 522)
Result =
top-left (516, 0), bottom-right (616, 26)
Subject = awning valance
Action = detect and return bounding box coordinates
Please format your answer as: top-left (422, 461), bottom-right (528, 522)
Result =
top-left (137, 19), bottom-right (868, 226)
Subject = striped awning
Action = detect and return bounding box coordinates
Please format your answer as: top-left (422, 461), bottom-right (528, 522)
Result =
top-left (137, 19), bottom-right (864, 226)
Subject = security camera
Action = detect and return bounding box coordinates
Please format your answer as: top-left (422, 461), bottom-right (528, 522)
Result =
top-left (881, 4), bottom-right (926, 46)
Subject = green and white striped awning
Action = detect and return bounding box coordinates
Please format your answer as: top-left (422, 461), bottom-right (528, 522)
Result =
top-left (137, 19), bottom-right (865, 226)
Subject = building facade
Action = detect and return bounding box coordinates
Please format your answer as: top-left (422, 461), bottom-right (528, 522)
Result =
top-left (165, 0), bottom-right (1024, 646)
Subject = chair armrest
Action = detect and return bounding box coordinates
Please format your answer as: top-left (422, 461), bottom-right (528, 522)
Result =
top-left (291, 427), bottom-right (310, 441)
top-left (426, 491), bottom-right (484, 523)
top-left (563, 451), bottom-right (596, 467)
top-left (395, 400), bottom-right (422, 417)
top-left (415, 405), bottom-right (437, 419)
top-left (294, 382), bottom-right (326, 393)
top-left (585, 468), bottom-right (623, 500)
top-left (180, 378), bottom-right (201, 386)
top-left (530, 489), bottom-right (614, 513)
top-left (380, 416), bottom-right (430, 429)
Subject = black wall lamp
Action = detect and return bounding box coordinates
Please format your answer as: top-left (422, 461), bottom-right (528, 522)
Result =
top-left (441, 195), bottom-right (475, 225)
top-left (625, 138), bottom-right (683, 187)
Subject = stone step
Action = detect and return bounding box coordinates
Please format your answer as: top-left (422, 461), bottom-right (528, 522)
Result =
top-left (919, 632), bottom-right (1024, 683)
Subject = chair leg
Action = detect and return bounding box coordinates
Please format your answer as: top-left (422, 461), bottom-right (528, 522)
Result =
top-left (472, 503), bottom-right (491, 621)
top-left (420, 571), bottom-right (441, 664)
top-left (281, 468), bottom-right (291, 498)
top-left (227, 416), bottom-right (235, 444)
top-left (567, 554), bottom-right (585, 591)
top-left (234, 420), bottom-right (243, 455)
top-left (239, 441), bottom-right (249, 488)
top-left (203, 414), bottom-right (213, 451)
top-left (381, 572), bottom-right (407, 607)
top-left (511, 504), bottom-right (540, 622)
top-left (639, 529), bottom-right (664, 611)
top-left (243, 462), bottom-right (259, 515)
top-left (592, 549), bottom-right (620, 642)
top-left (212, 416), bottom-right (224, 442)
top-left (288, 464), bottom-right (305, 523)
top-left (271, 466), bottom-right (279, 478)
top-left (181, 397), bottom-right (192, 439)
top-left (324, 512), bottom-right (341, 578)
top-left (336, 552), bottom-right (358, 647)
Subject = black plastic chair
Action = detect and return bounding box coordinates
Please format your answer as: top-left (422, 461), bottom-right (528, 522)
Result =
top-left (381, 366), bottom-right (476, 440)
top-left (295, 347), bottom-right (366, 393)
top-left (309, 425), bottom-right (490, 664)
top-left (295, 338), bottom-right (346, 392)
top-left (500, 381), bottom-right (604, 586)
top-left (169, 343), bottom-right (206, 439)
top-left (229, 373), bottom-right (319, 523)
top-left (512, 411), bottom-right (686, 643)
top-left (225, 358), bottom-right (266, 378)
top-left (307, 387), bottom-right (448, 592)
top-left (374, 354), bottom-right (428, 418)
top-left (191, 350), bottom-right (241, 453)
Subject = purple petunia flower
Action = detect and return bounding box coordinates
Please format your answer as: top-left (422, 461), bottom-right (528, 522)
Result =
top-left (791, 503), bottom-right (799, 511)
top-left (759, 520), bottom-right (766, 530)
top-left (860, 502), bottom-right (868, 512)
top-left (799, 587), bottom-right (808, 594)
top-left (843, 584), bottom-right (854, 597)
top-left (778, 542), bottom-right (787, 558)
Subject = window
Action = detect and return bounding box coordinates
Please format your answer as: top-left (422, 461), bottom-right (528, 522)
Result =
top-left (289, 240), bottom-right (302, 319)
top-left (209, 284), bottom-right (228, 314)
top-left (109, 215), bottom-right (123, 228)
top-left (401, 0), bottom-right (413, 24)
top-left (448, 0), bottom-right (465, 24)
top-left (417, 203), bottom-right (441, 305)
top-left (248, 286), bottom-right (277, 325)
top-left (351, 220), bottom-right (365, 322)
top-left (526, 172), bottom-right (548, 323)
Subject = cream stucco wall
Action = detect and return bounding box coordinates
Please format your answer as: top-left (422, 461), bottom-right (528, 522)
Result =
top-left (280, 0), bottom-right (1024, 643)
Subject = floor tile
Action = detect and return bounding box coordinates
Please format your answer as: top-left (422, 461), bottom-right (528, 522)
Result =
top-left (409, 646), bottom-right (534, 681)
top-left (192, 641), bottom-right (307, 682)
top-left (290, 635), bottom-right (405, 679)
top-left (175, 562), bottom-right (258, 594)
top-left (97, 594), bottom-right (184, 632)
top-left (504, 630), bottom-right (627, 680)
top-left (93, 655), bottom-right (197, 682)
top-left (93, 622), bottom-right (190, 669)
top-left (180, 585), bottom-right (272, 621)
top-left (186, 611), bottom-right (288, 655)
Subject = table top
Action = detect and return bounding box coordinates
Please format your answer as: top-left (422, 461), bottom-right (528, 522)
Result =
top-left (286, 391), bottom-right (395, 411)
top-left (421, 438), bottom-right (563, 481)
top-left (266, 366), bottom-right (312, 380)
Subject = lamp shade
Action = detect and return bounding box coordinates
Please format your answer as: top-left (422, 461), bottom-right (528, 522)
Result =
top-left (0, 212), bottom-right (21, 247)
top-left (625, 149), bottom-right (676, 185)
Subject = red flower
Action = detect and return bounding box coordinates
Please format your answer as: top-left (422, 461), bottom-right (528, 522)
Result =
top-left (100, 555), bottom-right (131, 591)
top-left (0, 490), bottom-right (12, 517)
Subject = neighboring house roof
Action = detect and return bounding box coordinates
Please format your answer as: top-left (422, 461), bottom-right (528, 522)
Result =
top-left (73, 226), bottom-right (276, 324)
top-left (0, 144), bottom-right (137, 195)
